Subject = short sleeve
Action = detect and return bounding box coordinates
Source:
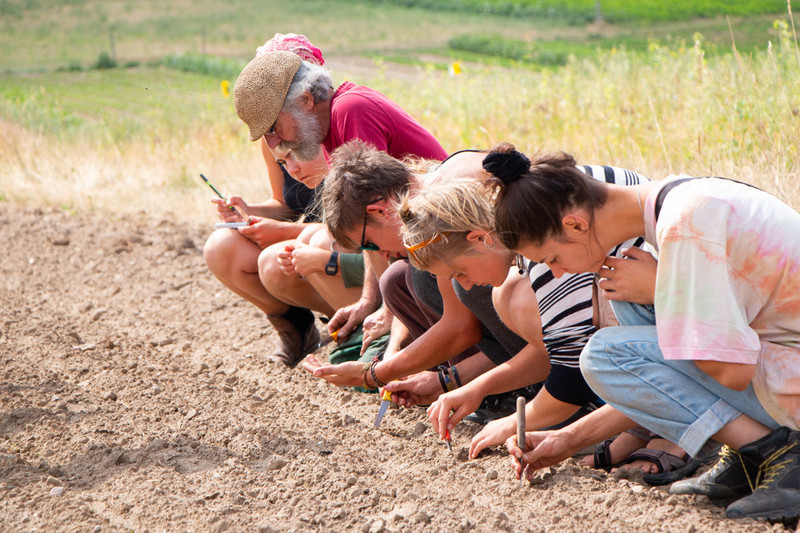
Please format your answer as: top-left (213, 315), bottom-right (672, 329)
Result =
top-left (330, 93), bottom-right (391, 152)
top-left (654, 196), bottom-right (762, 364)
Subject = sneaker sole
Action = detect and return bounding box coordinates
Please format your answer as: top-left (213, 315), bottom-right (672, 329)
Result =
top-left (726, 507), bottom-right (800, 521)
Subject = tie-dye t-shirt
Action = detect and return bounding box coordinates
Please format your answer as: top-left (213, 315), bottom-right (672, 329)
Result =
top-left (642, 176), bottom-right (800, 428)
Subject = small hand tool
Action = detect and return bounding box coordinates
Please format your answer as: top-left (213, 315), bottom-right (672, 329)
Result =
top-left (315, 329), bottom-right (340, 352)
top-left (373, 389), bottom-right (392, 427)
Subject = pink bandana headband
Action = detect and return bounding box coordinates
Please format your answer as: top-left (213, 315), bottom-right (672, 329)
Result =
top-left (256, 33), bottom-right (324, 65)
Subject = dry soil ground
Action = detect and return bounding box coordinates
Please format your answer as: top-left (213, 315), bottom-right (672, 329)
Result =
top-left (0, 204), bottom-right (792, 532)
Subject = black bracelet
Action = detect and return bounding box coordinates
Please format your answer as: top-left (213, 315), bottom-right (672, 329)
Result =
top-left (370, 357), bottom-right (386, 388)
top-left (437, 367), bottom-right (448, 393)
top-left (450, 365), bottom-right (462, 388)
top-left (438, 365), bottom-right (455, 392)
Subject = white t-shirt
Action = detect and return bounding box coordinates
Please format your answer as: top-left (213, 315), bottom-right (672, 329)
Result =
top-left (643, 176), bottom-right (800, 427)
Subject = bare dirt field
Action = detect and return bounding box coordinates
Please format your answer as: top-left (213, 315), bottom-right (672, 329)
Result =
top-left (0, 203), bottom-right (790, 532)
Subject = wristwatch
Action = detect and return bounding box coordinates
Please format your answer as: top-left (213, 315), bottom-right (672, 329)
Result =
top-left (325, 250), bottom-right (339, 276)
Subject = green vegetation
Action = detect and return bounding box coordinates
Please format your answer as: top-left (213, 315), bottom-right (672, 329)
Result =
top-left (161, 53), bottom-right (245, 80)
top-left (92, 51), bottom-right (118, 70)
top-left (367, 0), bottom-right (788, 24)
top-left (0, 0), bottom-right (793, 74)
top-left (0, 0), bottom-right (797, 219)
top-left (0, 68), bottom-right (236, 145)
top-left (446, 24), bottom-right (774, 67)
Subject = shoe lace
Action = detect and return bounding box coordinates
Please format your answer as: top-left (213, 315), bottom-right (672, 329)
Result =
top-left (707, 446), bottom-right (759, 491)
top-left (755, 443), bottom-right (798, 490)
top-left (712, 445), bottom-right (739, 472)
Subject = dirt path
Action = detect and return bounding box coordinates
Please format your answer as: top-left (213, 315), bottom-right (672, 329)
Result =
top-left (0, 204), bottom-right (782, 532)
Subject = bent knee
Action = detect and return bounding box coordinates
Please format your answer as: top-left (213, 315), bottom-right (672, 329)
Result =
top-left (257, 244), bottom-right (283, 278)
top-left (580, 328), bottom-right (626, 390)
top-left (204, 229), bottom-right (241, 270)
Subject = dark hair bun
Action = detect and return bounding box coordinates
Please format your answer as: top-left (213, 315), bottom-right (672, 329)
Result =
top-left (482, 148), bottom-right (530, 185)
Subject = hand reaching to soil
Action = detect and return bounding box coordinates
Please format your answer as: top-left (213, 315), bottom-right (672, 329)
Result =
top-left (302, 355), bottom-right (367, 388)
top-left (360, 306), bottom-right (393, 355)
top-left (506, 430), bottom-right (576, 480)
top-left (426, 386), bottom-right (482, 441)
top-left (470, 416), bottom-right (516, 459)
top-left (383, 371), bottom-right (442, 408)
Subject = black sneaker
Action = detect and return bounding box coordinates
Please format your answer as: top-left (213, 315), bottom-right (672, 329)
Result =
top-left (726, 427), bottom-right (800, 521)
top-left (669, 445), bottom-right (758, 505)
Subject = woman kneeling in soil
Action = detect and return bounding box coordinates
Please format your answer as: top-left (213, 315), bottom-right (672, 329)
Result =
top-left (396, 144), bottom-right (697, 482)
top-left (499, 148), bottom-right (800, 522)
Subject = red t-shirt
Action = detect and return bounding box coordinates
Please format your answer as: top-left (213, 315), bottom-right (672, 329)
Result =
top-left (323, 82), bottom-right (447, 162)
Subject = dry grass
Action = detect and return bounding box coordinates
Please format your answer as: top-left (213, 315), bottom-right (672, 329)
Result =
top-left (0, 119), bottom-right (265, 222)
top-left (2, 27), bottom-right (799, 223)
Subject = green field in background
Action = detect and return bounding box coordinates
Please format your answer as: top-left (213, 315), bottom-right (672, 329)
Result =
top-left (0, 0), bottom-right (791, 74)
top-left (366, 0), bottom-right (787, 23)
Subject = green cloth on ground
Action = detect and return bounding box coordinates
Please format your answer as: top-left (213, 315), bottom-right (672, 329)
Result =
top-left (327, 324), bottom-right (390, 393)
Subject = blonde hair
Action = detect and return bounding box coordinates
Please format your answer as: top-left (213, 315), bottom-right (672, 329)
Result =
top-left (398, 177), bottom-right (497, 269)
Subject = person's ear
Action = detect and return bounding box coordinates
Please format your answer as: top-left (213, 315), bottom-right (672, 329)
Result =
top-left (465, 230), bottom-right (488, 243)
top-left (299, 91), bottom-right (315, 111)
top-left (365, 198), bottom-right (389, 216)
top-left (562, 214), bottom-right (590, 235)
top-left (466, 230), bottom-right (496, 247)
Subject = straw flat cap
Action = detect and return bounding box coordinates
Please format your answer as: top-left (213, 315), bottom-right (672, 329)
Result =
top-left (234, 51), bottom-right (302, 141)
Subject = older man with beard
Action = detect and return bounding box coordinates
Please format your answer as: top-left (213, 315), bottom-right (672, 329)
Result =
top-left (233, 50), bottom-right (446, 366)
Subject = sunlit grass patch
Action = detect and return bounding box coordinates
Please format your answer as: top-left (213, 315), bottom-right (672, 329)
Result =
top-left (0, 1), bottom-right (798, 223)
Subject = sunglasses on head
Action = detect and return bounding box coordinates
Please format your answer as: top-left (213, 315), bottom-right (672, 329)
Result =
top-left (404, 232), bottom-right (451, 264)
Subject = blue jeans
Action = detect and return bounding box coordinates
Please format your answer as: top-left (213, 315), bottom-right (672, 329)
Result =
top-left (580, 301), bottom-right (779, 457)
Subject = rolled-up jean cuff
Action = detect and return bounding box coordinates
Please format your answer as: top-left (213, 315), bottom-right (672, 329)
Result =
top-left (679, 399), bottom-right (742, 457)
top-left (340, 253), bottom-right (364, 288)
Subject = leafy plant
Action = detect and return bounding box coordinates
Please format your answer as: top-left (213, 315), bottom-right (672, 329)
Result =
top-left (92, 51), bottom-right (117, 70)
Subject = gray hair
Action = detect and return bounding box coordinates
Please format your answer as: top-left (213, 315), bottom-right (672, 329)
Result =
top-left (283, 61), bottom-right (334, 112)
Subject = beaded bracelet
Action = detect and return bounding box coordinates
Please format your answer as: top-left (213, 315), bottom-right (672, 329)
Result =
top-left (361, 362), bottom-right (377, 391)
top-left (369, 356), bottom-right (386, 388)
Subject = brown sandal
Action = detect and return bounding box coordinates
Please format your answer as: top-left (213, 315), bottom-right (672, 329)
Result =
top-left (592, 438), bottom-right (622, 472)
top-left (621, 448), bottom-right (704, 486)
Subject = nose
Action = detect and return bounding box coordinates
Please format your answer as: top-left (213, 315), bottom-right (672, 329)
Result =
top-left (548, 263), bottom-right (566, 278)
top-left (264, 135), bottom-right (281, 149)
top-left (283, 158), bottom-right (300, 177)
top-left (457, 278), bottom-right (474, 291)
